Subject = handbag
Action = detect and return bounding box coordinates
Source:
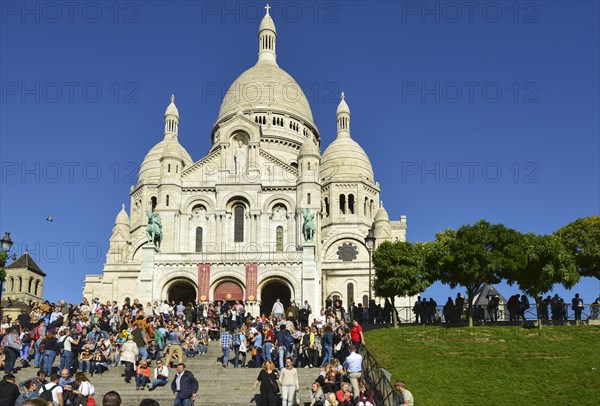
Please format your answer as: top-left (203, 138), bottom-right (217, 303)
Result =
top-left (269, 374), bottom-right (280, 394)
top-left (239, 341), bottom-right (247, 353)
top-left (251, 347), bottom-right (257, 357)
top-left (294, 389), bottom-right (301, 406)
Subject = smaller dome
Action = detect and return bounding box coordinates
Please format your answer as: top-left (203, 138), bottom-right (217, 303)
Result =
top-left (337, 92), bottom-right (350, 115)
top-left (115, 204), bottom-right (129, 226)
top-left (165, 95), bottom-right (179, 117)
top-left (374, 204), bottom-right (389, 223)
top-left (138, 139), bottom-right (193, 182)
top-left (320, 137), bottom-right (374, 181)
top-left (299, 139), bottom-right (320, 157)
top-left (259, 11), bottom-right (276, 33)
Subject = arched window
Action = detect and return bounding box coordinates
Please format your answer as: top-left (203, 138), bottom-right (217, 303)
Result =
top-left (370, 199), bottom-right (374, 218)
top-left (276, 226), bottom-right (283, 251)
top-left (364, 197), bottom-right (368, 215)
top-left (362, 295), bottom-right (369, 307)
top-left (340, 194), bottom-right (346, 214)
top-left (307, 162), bottom-right (311, 171)
top-left (324, 197), bottom-right (330, 217)
top-left (168, 164), bottom-right (171, 173)
top-left (234, 206), bottom-right (244, 242)
top-left (307, 193), bottom-right (311, 205)
top-left (35, 280), bottom-right (40, 296)
top-left (28, 278), bottom-right (33, 293)
top-left (151, 196), bottom-right (157, 211)
top-left (9, 277), bottom-right (14, 291)
top-left (347, 283), bottom-right (355, 309)
top-left (195, 227), bottom-right (203, 253)
top-left (18, 277), bottom-right (22, 292)
top-left (166, 195), bottom-right (170, 207)
top-left (348, 194), bottom-right (355, 214)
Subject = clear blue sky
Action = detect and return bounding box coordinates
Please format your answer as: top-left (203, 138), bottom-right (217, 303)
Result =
top-left (1, 1), bottom-right (598, 304)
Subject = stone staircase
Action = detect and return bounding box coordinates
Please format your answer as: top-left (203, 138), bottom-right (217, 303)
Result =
top-left (84, 344), bottom-right (317, 406)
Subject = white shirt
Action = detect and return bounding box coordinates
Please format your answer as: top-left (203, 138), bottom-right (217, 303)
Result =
top-left (175, 372), bottom-right (184, 391)
top-left (161, 302), bottom-right (170, 314)
top-left (154, 365), bottom-right (169, 380)
top-left (40, 382), bottom-right (63, 405)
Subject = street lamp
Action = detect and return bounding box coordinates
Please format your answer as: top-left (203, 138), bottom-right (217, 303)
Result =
top-left (365, 229), bottom-right (376, 305)
top-left (0, 232), bottom-right (17, 323)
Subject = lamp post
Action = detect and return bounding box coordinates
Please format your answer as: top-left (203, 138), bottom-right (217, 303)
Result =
top-left (0, 232), bottom-right (16, 323)
top-left (365, 229), bottom-right (376, 306)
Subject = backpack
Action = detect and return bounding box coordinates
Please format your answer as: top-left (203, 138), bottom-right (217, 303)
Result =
top-left (283, 331), bottom-right (293, 349)
top-left (233, 333), bottom-right (241, 346)
top-left (21, 333), bottom-right (31, 345)
top-left (57, 336), bottom-right (66, 354)
top-left (30, 326), bottom-right (40, 341)
top-left (38, 384), bottom-right (59, 401)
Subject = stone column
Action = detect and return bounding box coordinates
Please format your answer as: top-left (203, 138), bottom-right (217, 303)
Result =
top-left (137, 244), bottom-right (158, 302)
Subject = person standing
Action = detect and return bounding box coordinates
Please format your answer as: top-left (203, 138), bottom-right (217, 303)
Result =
top-left (343, 345), bottom-right (363, 401)
top-left (40, 332), bottom-right (59, 376)
top-left (59, 329), bottom-right (80, 373)
top-left (271, 299), bottom-right (284, 319)
top-left (572, 293), bottom-right (584, 321)
top-left (278, 357), bottom-right (299, 406)
top-left (394, 380), bottom-right (414, 406)
top-left (2, 328), bottom-right (22, 374)
top-left (165, 326), bottom-right (183, 368)
top-left (350, 319), bottom-right (365, 352)
top-left (121, 335), bottom-right (139, 384)
top-left (171, 363), bottom-right (198, 406)
top-left (220, 329), bottom-right (232, 368)
top-left (253, 360), bottom-right (279, 406)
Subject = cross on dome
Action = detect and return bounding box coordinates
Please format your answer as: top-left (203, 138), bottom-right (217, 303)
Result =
top-left (171, 94), bottom-right (175, 103)
top-left (341, 91), bottom-right (345, 100)
top-left (265, 4), bottom-right (271, 15)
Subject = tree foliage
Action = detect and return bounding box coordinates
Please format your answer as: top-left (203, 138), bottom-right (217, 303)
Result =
top-left (0, 251), bottom-right (7, 281)
top-left (425, 220), bottom-right (522, 326)
top-left (555, 216), bottom-right (600, 280)
top-left (373, 240), bottom-right (430, 327)
top-left (505, 233), bottom-right (579, 328)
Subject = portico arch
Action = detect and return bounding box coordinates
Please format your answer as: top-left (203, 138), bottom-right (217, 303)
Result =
top-left (259, 277), bottom-right (294, 316)
top-left (164, 277), bottom-right (197, 304)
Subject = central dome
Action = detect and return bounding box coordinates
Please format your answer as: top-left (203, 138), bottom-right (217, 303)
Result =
top-left (216, 62), bottom-right (315, 127)
top-left (214, 8), bottom-right (317, 135)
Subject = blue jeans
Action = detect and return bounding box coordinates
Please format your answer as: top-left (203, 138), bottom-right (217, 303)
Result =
top-left (222, 346), bottom-right (230, 366)
top-left (41, 349), bottom-right (57, 375)
top-left (151, 377), bottom-right (168, 389)
top-left (34, 341), bottom-right (42, 367)
top-left (278, 345), bottom-right (287, 369)
top-left (321, 345), bottom-right (332, 366)
top-left (136, 374), bottom-right (150, 387)
top-left (4, 347), bottom-right (18, 373)
top-left (254, 347), bottom-right (263, 368)
top-left (138, 347), bottom-right (148, 361)
top-left (20, 344), bottom-right (30, 362)
top-left (79, 360), bottom-right (91, 372)
top-left (264, 342), bottom-right (273, 362)
top-left (60, 351), bottom-right (73, 372)
top-left (173, 395), bottom-right (193, 406)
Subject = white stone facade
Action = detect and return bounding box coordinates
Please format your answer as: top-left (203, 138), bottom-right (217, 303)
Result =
top-left (83, 10), bottom-right (407, 315)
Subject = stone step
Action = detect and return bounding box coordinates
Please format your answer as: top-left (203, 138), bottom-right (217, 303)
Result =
top-left (34, 345), bottom-right (319, 405)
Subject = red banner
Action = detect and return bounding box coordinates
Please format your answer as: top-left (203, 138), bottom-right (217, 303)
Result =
top-left (245, 264), bottom-right (258, 302)
top-left (198, 264), bottom-right (211, 302)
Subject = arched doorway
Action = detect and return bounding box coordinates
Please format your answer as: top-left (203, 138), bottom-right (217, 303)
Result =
top-left (260, 280), bottom-right (291, 316)
top-left (214, 280), bottom-right (244, 305)
top-left (168, 279), bottom-right (197, 304)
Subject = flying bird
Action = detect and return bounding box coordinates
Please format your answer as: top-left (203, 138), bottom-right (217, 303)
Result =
top-left (46, 215), bottom-right (53, 222)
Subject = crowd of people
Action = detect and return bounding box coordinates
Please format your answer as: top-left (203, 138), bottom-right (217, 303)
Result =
top-left (0, 296), bottom-right (415, 406)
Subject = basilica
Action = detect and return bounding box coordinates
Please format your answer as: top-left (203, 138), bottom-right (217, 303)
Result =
top-left (83, 9), bottom-right (408, 316)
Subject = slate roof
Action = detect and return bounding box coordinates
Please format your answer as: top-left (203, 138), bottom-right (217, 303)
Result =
top-left (6, 252), bottom-right (46, 277)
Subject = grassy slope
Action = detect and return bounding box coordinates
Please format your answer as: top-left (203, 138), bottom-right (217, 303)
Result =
top-left (364, 326), bottom-right (600, 405)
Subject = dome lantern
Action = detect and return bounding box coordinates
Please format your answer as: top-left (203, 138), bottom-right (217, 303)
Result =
top-left (258, 4), bottom-right (277, 64)
top-left (336, 92), bottom-right (351, 139)
top-left (164, 94), bottom-right (179, 138)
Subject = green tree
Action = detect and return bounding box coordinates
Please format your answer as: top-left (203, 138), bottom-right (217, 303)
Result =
top-left (372, 241), bottom-right (430, 327)
top-left (555, 216), bottom-right (600, 280)
top-left (0, 251), bottom-right (6, 280)
top-left (505, 233), bottom-right (579, 329)
top-left (425, 220), bottom-right (521, 327)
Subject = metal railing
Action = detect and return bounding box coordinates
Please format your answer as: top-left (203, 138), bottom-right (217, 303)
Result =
top-left (356, 303), bottom-right (600, 325)
top-left (359, 344), bottom-right (402, 406)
